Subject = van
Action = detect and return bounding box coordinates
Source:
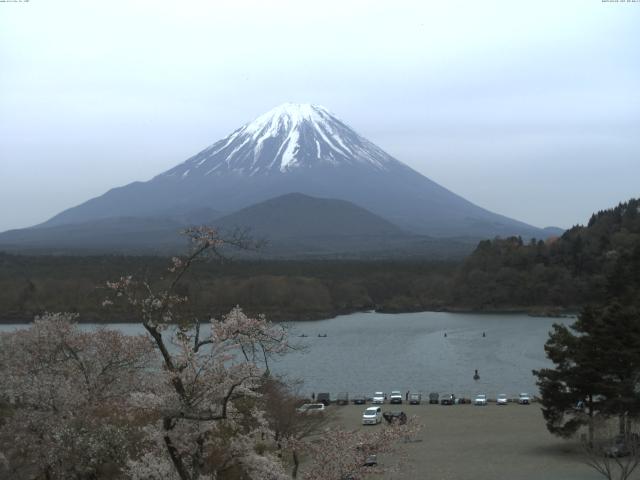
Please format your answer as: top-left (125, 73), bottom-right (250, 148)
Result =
top-left (362, 406), bottom-right (382, 425)
top-left (336, 392), bottom-right (349, 405)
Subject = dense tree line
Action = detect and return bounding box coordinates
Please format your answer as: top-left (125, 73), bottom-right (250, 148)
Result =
top-left (1, 198), bottom-right (638, 322)
top-left (452, 198), bottom-right (640, 311)
top-left (0, 254), bottom-right (457, 322)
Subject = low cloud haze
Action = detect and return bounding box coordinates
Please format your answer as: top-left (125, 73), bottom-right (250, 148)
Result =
top-left (1, 0), bottom-right (638, 231)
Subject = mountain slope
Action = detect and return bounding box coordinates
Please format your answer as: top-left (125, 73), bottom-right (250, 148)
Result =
top-left (214, 193), bottom-right (406, 239)
top-left (25, 103), bottom-right (553, 242)
top-left (0, 217), bottom-right (188, 253)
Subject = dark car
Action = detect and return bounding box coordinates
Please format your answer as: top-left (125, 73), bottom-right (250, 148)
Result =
top-left (342, 456), bottom-right (378, 480)
top-left (382, 411), bottom-right (407, 425)
top-left (352, 394), bottom-right (366, 405)
top-left (336, 392), bottom-right (349, 405)
top-left (606, 436), bottom-right (630, 458)
top-left (429, 392), bottom-right (439, 404)
top-left (409, 393), bottom-right (422, 405)
top-left (440, 394), bottom-right (454, 405)
top-left (605, 434), bottom-right (640, 458)
top-left (363, 454), bottom-right (377, 466)
top-left (316, 392), bottom-right (331, 406)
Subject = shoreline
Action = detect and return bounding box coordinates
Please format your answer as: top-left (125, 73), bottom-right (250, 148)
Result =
top-left (0, 305), bottom-right (580, 324)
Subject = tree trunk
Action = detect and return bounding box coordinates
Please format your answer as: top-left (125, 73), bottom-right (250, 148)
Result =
top-left (163, 417), bottom-right (191, 480)
top-left (620, 413), bottom-right (626, 436)
top-left (292, 449), bottom-right (300, 479)
top-left (588, 396), bottom-right (594, 445)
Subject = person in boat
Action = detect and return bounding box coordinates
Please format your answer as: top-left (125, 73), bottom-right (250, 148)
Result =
top-left (473, 369), bottom-right (480, 380)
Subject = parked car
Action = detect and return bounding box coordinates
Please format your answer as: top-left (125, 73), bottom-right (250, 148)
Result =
top-left (352, 394), bottom-right (366, 405)
top-left (496, 394), bottom-right (508, 405)
top-left (297, 403), bottom-right (326, 413)
top-left (474, 394), bottom-right (488, 406)
top-left (409, 393), bottom-right (422, 404)
top-left (389, 390), bottom-right (403, 404)
top-left (429, 392), bottom-right (440, 404)
top-left (604, 434), bottom-right (640, 458)
top-left (363, 454), bottom-right (378, 466)
top-left (518, 393), bottom-right (531, 405)
top-left (362, 406), bottom-right (382, 425)
top-left (316, 392), bottom-right (331, 406)
top-left (337, 392), bottom-right (349, 405)
top-left (440, 394), bottom-right (454, 405)
top-left (372, 392), bottom-right (385, 404)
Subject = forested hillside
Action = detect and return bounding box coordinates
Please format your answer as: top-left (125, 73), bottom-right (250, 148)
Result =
top-left (0, 255), bottom-right (456, 322)
top-left (452, 198), bottom-right (640, 310)
top-left (2, 199), bottom-right (638, 322)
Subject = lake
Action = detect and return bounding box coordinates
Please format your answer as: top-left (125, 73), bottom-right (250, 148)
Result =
top-left (0, 311), bottom-right (573, 398)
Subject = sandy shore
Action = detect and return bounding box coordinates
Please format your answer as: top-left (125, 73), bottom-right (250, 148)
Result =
top-left (331, 402), bottom-right (605, 480)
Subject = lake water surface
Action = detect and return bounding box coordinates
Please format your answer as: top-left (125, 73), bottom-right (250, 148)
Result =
top-left (0, 311), bottom-right (573, 398)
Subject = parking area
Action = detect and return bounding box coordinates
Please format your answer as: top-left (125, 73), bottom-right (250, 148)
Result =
top-left (330, 402), bottom-right (603, 480)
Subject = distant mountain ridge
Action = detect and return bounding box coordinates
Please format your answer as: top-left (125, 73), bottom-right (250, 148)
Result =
top-left (0, 217), bottom-right (187, 254)
top-left (0, 193), bottom-right (477, 258)
top-left (1, 103), bottom-right (561, 255)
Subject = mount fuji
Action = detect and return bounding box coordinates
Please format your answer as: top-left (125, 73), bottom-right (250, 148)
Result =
top-left (1, 103), bottom-right (559, 255)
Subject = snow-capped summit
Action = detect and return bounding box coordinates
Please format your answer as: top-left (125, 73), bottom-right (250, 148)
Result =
top-left (245, 103), bottom-right (331, 134)
top-left (161, 103), bottom-right (402, 177)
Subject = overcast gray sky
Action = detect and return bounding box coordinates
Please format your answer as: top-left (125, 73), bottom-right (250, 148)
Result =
top-left (1, 0), bottom-right (638, 232)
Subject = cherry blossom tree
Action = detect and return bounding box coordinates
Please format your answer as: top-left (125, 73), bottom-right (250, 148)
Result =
top-left (0, 312), bottom-right (154, 479)
top-left (106, 227), bottom-right (291, 480)
top-left (108, 226), bottom-right (421, 480)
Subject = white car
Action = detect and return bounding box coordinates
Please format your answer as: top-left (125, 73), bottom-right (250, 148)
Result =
top-left (496, 394), bottom-right (508, 405)
top-left (474, 394), bottom-right (488, 406)
top-left (362, 406), bottom-right (382, 425)
top-left (389, 390), bottom-right (403, 404)
top-left (518, 393), bottom-right (531, 405)
top-left (372, 392), bottom-right (385, 404)
top-left (296, 403), bottom-right (326, 413)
